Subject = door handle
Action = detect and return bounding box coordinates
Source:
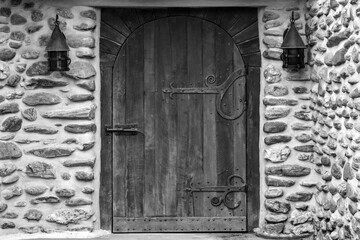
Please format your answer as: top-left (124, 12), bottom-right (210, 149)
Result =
top-left (105, 124), bottom-right (143, 135)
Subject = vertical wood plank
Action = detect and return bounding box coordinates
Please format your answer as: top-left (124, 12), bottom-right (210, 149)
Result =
top-left (187, 17), bottom-right (204, 217)
top-left (112, 48), bottom-right (126, 218)
top-left (202, 21), bottom-right (217, 218)
top-left (232, 45), bottom-right (247, 218)
top-left (215, 22), bottom-right (235, 217)
top-left (143, 21), bottom-right (156, 217)
top-left (125, 28), bottom-right (145, 217)
top-left (154, 18), bottom-right (171, 216)
top-left (246, 67), bottom-right (260, 231)
top-left (100, 65), bottom-right (113, 230)
top-left (169, 16), bottom-right (188, 217)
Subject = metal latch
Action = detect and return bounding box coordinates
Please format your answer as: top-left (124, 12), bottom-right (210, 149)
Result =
top-left (105, 124), bottom-right (143, 135)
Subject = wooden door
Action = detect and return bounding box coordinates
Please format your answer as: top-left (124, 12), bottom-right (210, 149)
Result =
top-left (110, 14), bottom-right (248, 233)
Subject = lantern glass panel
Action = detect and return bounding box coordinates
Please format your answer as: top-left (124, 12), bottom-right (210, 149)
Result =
top-left (48, 51), bottom-right (70, 71)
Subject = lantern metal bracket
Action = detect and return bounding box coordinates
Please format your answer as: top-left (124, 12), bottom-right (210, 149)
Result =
top-left (162, 68), bottom-right (247, 120)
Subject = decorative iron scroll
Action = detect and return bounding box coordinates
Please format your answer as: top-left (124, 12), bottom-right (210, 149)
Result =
top-left (185, 174), bottom-right (247, 210)
top-left (162, 69), bottom-right (247, 120)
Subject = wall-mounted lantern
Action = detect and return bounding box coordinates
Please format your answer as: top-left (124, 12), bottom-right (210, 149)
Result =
top-left (45, 15), bottom-right (71, 71)
top-left (280, 11), bottom-right (306, 69)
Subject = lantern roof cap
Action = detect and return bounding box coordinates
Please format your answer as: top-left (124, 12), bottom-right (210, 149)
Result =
top-left (280, 14), bottom-right (306, 49)
top-left (45, 15), bottom-right (70, 52)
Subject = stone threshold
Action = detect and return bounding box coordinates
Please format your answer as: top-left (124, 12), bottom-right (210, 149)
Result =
top-left (11, 232), bottom-right (265, 240)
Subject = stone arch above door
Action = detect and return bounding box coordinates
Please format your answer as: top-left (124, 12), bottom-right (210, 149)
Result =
top-left (100, 8), bottom-right (260, 232)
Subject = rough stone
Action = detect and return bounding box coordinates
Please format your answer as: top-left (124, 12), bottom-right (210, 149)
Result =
top-left (21, 108), bottom-right (37, 121)
top-left (21, 78), bottom-right (68, 89)
top-left (0, 116), bottom-right (22, 132)
top-left (23, 92), bottom-right (61, 106)
top-left (64, 62), bottom-right (96, 80)
top-left (80, 10), bottom-right (96, 20)
top-left (266, 176), bottom-right (295, 187)
top-left (30, 196), bottom-right (60, 204)
top-left (41, 104), bottom-right (96, 120)
top-left (26, 146), bottom-right (75, 158)
top-left (15, 63), bottom-right (26, 73)
top-left (333, 48), bottom-right (348, 66)
top-left (2, 186), bottom-right (22, 200)
top-left (23, 125), bottom-right (58, 134)
top-left (343, 162), bottom-right (354, 180)
top-left (26, 25), bottom-right (43, 34)
top-left (75, 49), bottom-right (95, 58)
top-left (266, 165), bottom-right (311, 177)
top-left (265, 199), bottom-right (291, 213)
top-left (65, 197), bottom-right (92, 206)
top-left (0, 8), bottom-right (11, 17)
top-left (263, 223), bottom-right (284, 234)
top-left (0, 141), bottom-right (22, 160)
top-left (295, 133), bottom-right (312, 143)
top-left (14, 201), bottom-right (26, 207)
top-left (327, 29), bottom-right (352, 47)
top-left (331, 163), bottom-right (342, 179)
top-left (263, 11), bottom-right (280, 22)
top-left (0, 202), bottom-right (7, 212)
top-left (55, 188), bottom-right (75, 198)
top-left (294, 145), bottom-right (314, 152)
top-left (0, 163), bottom-right (16, 177)
top-left (0, 48), bottom-right (16, 61)
top-left (64, 124), bottom-right (96, 133)
top-left (76, 79), bottom-right (95, 91)
top-left (6, 74), bottom-right (21, 87)
top-left (75, 171), bottom-right (94, 181)
top-left (82, 186), bottom-right (94, 194)
top-left (25, 161), bottom-right (56, 179)
top-left (265, 85), bottom-right (288, 96)
top-left (10, 14), bottom-right (27, 25)
top-left (10, 31), bottom-right (25, 41)
top-left (2, 174), bottom-right (19, 184)
top-left (264, 188), bottom-right (283, 198)
top-left (286, 192), bottom-right (313, 202)
top-left (21, 49), bottom-right (40, 59)
top-left (24, 209), bottom-right (42, 221)
top-left (9, 41), bottom-right (22, 49)
top-left (46, 208), bottom-right (94, 225)
top-left (264, 65), bottom-right (281, 83)
top-left (67, 35), bottom-right (95, 48)
top-left (264, 146), bottom-right (291, 163)
top-left (1, 221), bottom-right (15, 229)
top-left (294, 111), bottom-right (312, 121)
top-left (290, 211), bottom-right (313, 225)
top-left (265, 107), bottom-right (291, 120)
top-left (56, 8), bottom-right (74, 19)
top-left (73, 22), bottom-right (96, 31)
top-left (25, 185), bottom-right (47, 196)
top-left (26, 61), bottom-right (49, 76)
top-left (263, 49), bottom-right (282, 60)
top-left (264, 135), bottom-right (292, 145)
top-left (62, 158), bottom-right (95, 168)
top-left (0, 61), bottom-right (10, 80)
top-left (19, 226), bottom-right (45, 234)
top-left (263, 122), bottom-right (287, 133)
top-left (31, 10), bottom-right (43, 22)
top-left (67, 93), bottom-right (94, 102)
top-left (61, 172), bottom-right (71, 180)
top-left (291, 123), bottom-right (312, 130)
top-left (0, 26), bottom-right (10, 33)
top-left (1, 212), bottom-right (18, 219)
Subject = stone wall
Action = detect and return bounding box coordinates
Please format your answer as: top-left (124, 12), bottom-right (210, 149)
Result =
top-left (306, 0), bottom-right (360, 239)
top-left (0, 0), bottom-right (100, 235)
top-left (256, 0), bottom-right (322, 238)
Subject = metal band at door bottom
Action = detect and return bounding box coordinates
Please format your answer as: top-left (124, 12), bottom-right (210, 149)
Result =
top-left (113, 217), bottom-right (246, 232)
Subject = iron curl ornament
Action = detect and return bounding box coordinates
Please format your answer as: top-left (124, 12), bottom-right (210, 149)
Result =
top-left (162, 68), bottom-right (247, 120)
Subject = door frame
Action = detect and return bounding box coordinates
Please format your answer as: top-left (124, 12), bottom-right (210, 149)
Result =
top-left (100, 7), bottom-right (260, 232)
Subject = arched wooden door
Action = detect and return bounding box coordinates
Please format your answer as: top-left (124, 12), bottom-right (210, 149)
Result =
top-left (100, 8), bottom-right (261, 233)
